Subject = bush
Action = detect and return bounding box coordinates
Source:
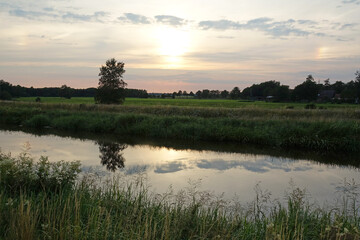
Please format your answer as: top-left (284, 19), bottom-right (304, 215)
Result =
top-left (24, 114), bottom-right (51, 128)
top-left (305, 103), bottom-right (316, 109)
top-left (0, 151), bottom-right (81, 194)
top-left (0, 91), bottom-right (12, 100)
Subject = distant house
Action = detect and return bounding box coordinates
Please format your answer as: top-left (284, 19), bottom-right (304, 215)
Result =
top-left (265, 96), bottom-right (274, 102)
top-left (318, 90), bottom-right (335, 101)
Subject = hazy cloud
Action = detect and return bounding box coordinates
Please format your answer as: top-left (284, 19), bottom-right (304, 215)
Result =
top-left (199, 19), bottom-right (241, 30)
top-left (9, 8), bottom-right (107, 22)
top-left (342, 0), bottom-right (360, 4)
top-left (118, 13), bottom-right (151, 24)
top-left (340, 23), bottom-right (358, 30)
top-left (62, 11), bottom-right (107, 22)
top-left (217, 35), bottom-right (235, 39)
top-left (198, 18), bottom-right (331, 38)
top-left (43, 7), bottom-right (54, 12)
top-left (9, 9), bottom-right (58, 19)
top-left (155, 15), bottom-right (186, 26)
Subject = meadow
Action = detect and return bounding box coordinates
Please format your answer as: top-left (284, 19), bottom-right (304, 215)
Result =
top-left (16, 96), bottom-right (360, 109)
top-left (1, 151), bottom-right (359, 240)
top-left (1, 99), bottom-right (360, 153)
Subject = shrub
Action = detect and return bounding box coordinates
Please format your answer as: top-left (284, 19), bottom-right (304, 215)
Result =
top-left (0, 151), bottom-right (81, 194)
top-left (24, 115), bottom-right (51, 128)
top-left (305, 103), bottom-right (316, 109)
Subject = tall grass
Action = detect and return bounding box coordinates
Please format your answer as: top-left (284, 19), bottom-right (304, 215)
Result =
top-left (1, 103), bottom-right (360, 152)
top-left (3, 100), bottom-right (360, 121)
top-left (1, 151), bottom-right (359, 239)
top-left (15, 97), bottom-right (360, 109)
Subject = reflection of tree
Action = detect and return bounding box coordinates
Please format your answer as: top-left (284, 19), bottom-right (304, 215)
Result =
top-left (97, 142), bottom-right (127, 171)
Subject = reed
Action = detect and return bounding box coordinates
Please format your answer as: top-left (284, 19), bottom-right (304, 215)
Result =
top-left (1, 102), bottom-right (360, 152)
top-left (0, 151), bottom-right (359, 239)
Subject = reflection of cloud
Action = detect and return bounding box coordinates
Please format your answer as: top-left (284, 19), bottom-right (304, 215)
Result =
top-left (118, 13), bottom-right (151, 24)
top-left (125, 165), bottom-right (149, 175)
top-left (197, 159), bottom-right (239, 171)
top-left (154, 161), bottom-right (186, 174)
top-left (155, 15), bottom-right (186, 26)
top-left (196, 158), bottom-right (313, 174)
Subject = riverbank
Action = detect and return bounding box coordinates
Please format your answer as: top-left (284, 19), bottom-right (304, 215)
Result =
top-left (1, 101), bottom-right (360, 152)
top-left (1, 151), bottom-right (359, 239)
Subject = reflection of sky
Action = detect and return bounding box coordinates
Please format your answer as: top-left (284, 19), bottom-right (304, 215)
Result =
top-left (1, 129), bottom-right (359, 203)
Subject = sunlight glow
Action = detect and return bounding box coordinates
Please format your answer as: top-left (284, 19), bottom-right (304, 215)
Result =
top-left (317, 47), bottom-right (330, 59)
top-left (156, 27), bottom-right (190, 57)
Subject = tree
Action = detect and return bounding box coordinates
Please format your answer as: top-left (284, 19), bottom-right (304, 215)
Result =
top-left (195, 90), bottom-right (202, 99)
top-left (59, 84), bottom-right (72, 99)
top-left (355, 70), bottom-right (360, 99)
top-left (230, 87), bottom-right (241, 99)
top-left (220, 90), bottom-right (229, 99)
top-left (95, 58), bottom-right (127, 104)
top-left (292, 75), bottom-right (321, 101)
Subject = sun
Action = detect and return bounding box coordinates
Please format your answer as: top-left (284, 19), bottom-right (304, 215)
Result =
top-left (156, 26), bottom-right (190, 57)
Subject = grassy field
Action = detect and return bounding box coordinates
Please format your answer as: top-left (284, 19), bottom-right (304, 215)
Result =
top-left (1, 151), bottom-right (359, 239)
top-left (16, 97), bottom-right (360, 109)
top-left (1, 101), bottom-right (360, 153)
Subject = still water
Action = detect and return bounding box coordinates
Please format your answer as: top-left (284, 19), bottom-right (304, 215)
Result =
top-left (0, 128), bottom-right (359, 204)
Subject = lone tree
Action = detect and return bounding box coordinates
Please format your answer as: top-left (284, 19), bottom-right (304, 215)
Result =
top-left (59, 84), bottom-right (72, 99)
top-left (95, 58), bottom-right (127, 104)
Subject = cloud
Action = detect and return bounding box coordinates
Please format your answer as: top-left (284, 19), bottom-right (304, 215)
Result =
top-left (340, 23), bottom-right (358, 30)
top-left (118, 13), bottom-right (151, 24)
top-left (217, 35), bottom-right (235, 39)
top-left (342, 0), bottom-right (360, 4)
top-left (155, 15), bottom-right (186, 26)
top-left (62, 11), bottom-right (107, 22)
top-left (199, 19), bottom-right (241, 30)
top-left (43, 7), bottom-right (54, 12)
top-left (198, 18), bottom-right (328, 38)
top-left (9, 8), bottom-right (107, 22)
top-left (297, 20), bottom-right (317, 25)
top-left (9, 9), bottom-right (58, 20)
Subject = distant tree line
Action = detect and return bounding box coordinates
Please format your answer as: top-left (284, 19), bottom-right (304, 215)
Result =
top-left (156, 71), bottom-right (359, 103)
top-left (0, 80), bottom-right (148, 100)
top-left (1, 70), bottom-right (359, 103)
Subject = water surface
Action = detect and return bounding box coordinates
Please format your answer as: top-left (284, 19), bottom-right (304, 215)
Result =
top-left (1, 128), bottom-right (359, 204)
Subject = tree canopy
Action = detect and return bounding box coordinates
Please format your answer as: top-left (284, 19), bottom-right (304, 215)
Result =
top-left (95, 58), bottom-right (127, 104)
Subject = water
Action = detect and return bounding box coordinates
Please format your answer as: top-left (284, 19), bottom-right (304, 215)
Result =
top-left (0, 127), bottom-right (359, 204)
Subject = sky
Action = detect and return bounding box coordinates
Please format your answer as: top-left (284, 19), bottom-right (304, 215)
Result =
top-left (0, 0), bottom-right (359, 92)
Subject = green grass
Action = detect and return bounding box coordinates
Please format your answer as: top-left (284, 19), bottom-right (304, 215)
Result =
top-left (16, 97), bottom-right (360, 109)
top-left (1, 151), bottom-right (359, 239)
top-left (2, 101), bottom-right (360, 152)
top-left (1, 102), bottom-right (360, 153)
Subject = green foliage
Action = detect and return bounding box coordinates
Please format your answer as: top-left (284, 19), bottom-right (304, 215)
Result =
top-left (95, 58), bottom-right (127, 104)
top-left (230, 87), bottom-right (241, 99)
top-left (24, 114), bottom-right (51, 128)
top-left (14, 96), bottom-right (360, 109)
top-left (305, 103), bottom-right (316, 109)
top-left (0, 90), bottom-right (12, 100)
top-left (59, 84), bottom-right (72, 99)
top-left (0, 151), bottom-right (80, 194)
top-left (293, 75), bottom-right (321, 101)
top-left (1, 102), bottom-right (360, 152)
top-left (0, 151), bottom-right (359, 239)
